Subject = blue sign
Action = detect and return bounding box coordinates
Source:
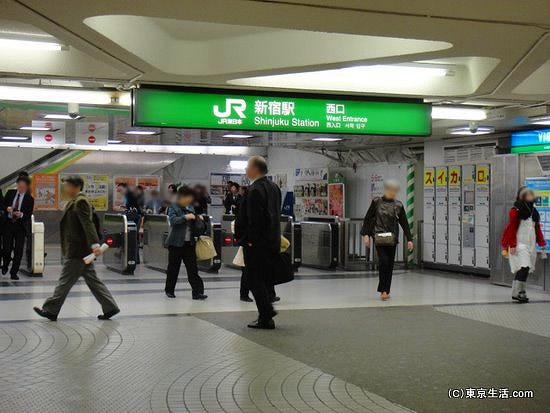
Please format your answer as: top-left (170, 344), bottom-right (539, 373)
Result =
top-left (511, 128), bottom-right (550, 147)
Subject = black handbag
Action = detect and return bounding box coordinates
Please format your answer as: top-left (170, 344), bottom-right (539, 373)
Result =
top-left (373, 200), bottom-right (398, 246)
top-left (271, 252), bottom-right (295, 285)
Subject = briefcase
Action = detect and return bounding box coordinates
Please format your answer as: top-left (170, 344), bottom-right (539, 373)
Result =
top-left (271, 252), bottom-right (294, 285)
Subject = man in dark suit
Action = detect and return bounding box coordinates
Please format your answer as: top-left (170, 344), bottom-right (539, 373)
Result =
top-left (34, 176), bottom-right (119, 321)
top-left (223, 182), bottom-right (242, 214)
top-left (238, 156), bottom-right (281, 329)
top-left (2, 175), bottom-right (34, 280)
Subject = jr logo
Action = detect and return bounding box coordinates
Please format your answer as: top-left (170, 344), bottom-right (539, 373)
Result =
top-left (213, 98), bottom-right (247, 118)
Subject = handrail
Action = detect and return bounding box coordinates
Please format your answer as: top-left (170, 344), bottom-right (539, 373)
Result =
top-left (0, 149), bottom-right (68, 188)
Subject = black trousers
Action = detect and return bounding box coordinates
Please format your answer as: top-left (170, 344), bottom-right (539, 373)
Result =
top-left (243, 246), bottom-right (274, 321)
top-left (376, 245), bottom-right (397, 293)
top-left (166, 244), bottom-right (204, 296)
top-left (2, 222), bottom-right (26, 276)
top-left (515, 266), bottom-right (529, 282)
top-left (240, 266), bottom-right (276, 300)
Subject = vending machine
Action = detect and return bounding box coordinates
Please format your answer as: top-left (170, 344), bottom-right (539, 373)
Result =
top-left (423, 167), bottom-right (436, 263)
top-left (448, 166), bottom-right (462, 265)
top-left (435, 166), bottom-right (448, 263)
top-left (461, 165), bottom-right (476, 267)
top-left (475, 164), bottom-right (490, 268)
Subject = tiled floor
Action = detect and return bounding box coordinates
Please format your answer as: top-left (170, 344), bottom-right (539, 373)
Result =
top-left (0, 261), bottom-right (548, 412)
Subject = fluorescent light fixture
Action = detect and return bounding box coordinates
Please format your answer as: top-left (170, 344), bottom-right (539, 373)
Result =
top-left (447, 126), bottom-right (494, 135)
top-left (530, 115), bottom-right (550, 126)
top-left (0, 85), bottom-right (130, 106)
top-left (312, 137), bottom-right (343, 142)
top-left (43, 114), bottom-right (84, 120)
top-left (125, 130), bottom-right (157, 135)
top-left (1, 136), bottom-right (29, 141)
top-left (223, 134), bottom-right (254, 139)
top-left (229, 160), bottom-right (248, 170)
top-left (432, 106), bottom-right (487, 121)
top-left (20, 126), bottom-right (52, 131)
top-left (107, 140), bottom-right (122, 144)
top-left (0, 38), bottom-right (62, 51)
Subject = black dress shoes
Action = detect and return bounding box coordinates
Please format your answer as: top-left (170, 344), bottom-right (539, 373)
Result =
top-left (98, 308), bottom-right (120, 320)
top-left (271, 296), bottom-right (281, 303)
top-left (247, 319), bottom-right (275, 329)
top-left (240, 296), bottom-right (254, 302)
top-left (1, 267), bottom-right (8, 275)
top-left (10, 274), bottom-right (19, 280)
top-left (165, 292), bottom-right (176, 298)
top-left (192, 294), bottom-right (208, 300)
top-left (33, 307), bottom-right (57, 321)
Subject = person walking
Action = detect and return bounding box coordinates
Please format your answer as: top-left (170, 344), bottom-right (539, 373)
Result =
top-left (164, 185), bottom-right (207, 300)
top-left (2, 174), bottom-right (34, 280)
top-left (238, 156), bottom-right (281, 329)
top-left (361, 179), bottom-right (413, 300)
top-left (501, 186), bottom-right (546, 303)
top-left (34, 176), bottom-right (119, 321)
top-left (0, 188), bottom-right (5, 271)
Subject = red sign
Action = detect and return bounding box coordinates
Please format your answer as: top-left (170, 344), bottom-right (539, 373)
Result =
top-left (88, 136), bottom-right (96, 144)
top-left (44, 121), bottom-right (53, 129)
top-left (88, 124), bottom-right (96, 133)
top-left (44, 134), bottom-right (53, 142)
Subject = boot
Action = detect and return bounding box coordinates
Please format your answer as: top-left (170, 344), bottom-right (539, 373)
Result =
top-left (511, 280), bottom-right (521, 301)
top-left (517, 281), bottom-right (529, 303)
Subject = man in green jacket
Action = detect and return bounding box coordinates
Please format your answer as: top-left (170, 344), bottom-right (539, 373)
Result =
top-left (34, 176), bottom-right (119, 321)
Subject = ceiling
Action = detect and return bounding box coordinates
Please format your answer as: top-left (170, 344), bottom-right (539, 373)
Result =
top-left (0, 0), bottom-right (549, 151)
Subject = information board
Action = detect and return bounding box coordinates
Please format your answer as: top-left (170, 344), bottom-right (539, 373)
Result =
top-left (525, 177), bottom-right (550, 252)
top-left (133, 86), bottom-right (431, 136)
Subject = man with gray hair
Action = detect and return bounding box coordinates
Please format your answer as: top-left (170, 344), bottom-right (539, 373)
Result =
top-left (236, 156), bottom-right (281, 329)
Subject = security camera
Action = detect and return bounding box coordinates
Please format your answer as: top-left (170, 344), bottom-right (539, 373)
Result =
top-left (469, 122), bottom-right (479, 134)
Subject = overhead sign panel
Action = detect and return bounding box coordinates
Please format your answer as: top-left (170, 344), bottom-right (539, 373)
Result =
top-left (511, 128), bottom-right (550, 153)
top-left (133, 86), bottom-right (431, 136)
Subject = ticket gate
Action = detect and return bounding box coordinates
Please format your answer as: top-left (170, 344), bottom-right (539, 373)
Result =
top-left (142, 214), bottom-right (169, 272)
top-left (300, 216), bottom-right (341, 269)
top-left (21, 215), bottom-right (45, 277)
top-left (221, 214), bottom-right (239, 268)
top-left (280, 215), bottom-right (302, 269)
top-left (143, 214), bottom-right (223, 273)
top-left (102, 213), bottom-right (137, 275)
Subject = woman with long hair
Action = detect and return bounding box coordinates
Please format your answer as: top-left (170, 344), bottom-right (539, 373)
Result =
top-left (501, 186), bottom-right (546, 303)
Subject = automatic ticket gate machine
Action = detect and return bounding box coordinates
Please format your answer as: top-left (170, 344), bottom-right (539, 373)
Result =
top-left (21, 215), bottom-right (45, 277)
top-left (221, 214), bottom-right (239, 268)
top-left (280, 215), bottom-right (302, 269)
top-left (102, 213), bottom-right (137, 275)
top-left (300, 216), bottom-right (341, 269)
top-left (143, 214), bottom-right (222, 273)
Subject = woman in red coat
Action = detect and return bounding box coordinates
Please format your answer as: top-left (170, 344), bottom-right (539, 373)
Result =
top-left (501, 186), bottom-right (546, 303)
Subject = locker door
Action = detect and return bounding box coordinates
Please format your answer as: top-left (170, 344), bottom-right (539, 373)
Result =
top-left (423, 168), bottom-right (436, 263)
top-left (475, 164), bottom-right (490, 267)
top-left (461, 165), bottom-right (476, 268)
top-left (447, 166), bottom-right (462, 265)
top-left (476, 247), bottom-right (490, 269)
top-left (435, 166), bottom-right (448, 263)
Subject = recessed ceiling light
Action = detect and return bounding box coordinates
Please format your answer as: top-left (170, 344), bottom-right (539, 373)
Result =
top-left (43, 114), bottom-right (84, 120)
top-left (312, 137), bottom-right (343, 142)
top-left (222, 134), bottom-right (254, 139)
top-left (530, 115), bottom-right (550, 125)
top-left (19, 126), bottom-right (52, 131)
top-left (107, 140), bottom-right (122, 144)
top-left (432, 107), bottom-right (487, 121)
top-left (447, 126), bottom-right (494, 135)
top-left (0, 38), bottom-right (62, 51)
top-left (1, 136), bottom-right (29, 141)
top-left (125, 130), bottom-right (157, 135)
top-left (229, 160), bottom-right (248, 170)
top-left (0, 85), bottom-right (129, 106)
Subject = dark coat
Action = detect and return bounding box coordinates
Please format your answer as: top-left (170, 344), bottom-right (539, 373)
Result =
top-left (60, 193), bottom-right (99, 259)
top-left (223, 193), bottom-right (242, 214)
top-left (165, 204), bottom-right (205, 247)
top-left (360, 196), bottom-right (412, 244)
top-left (4, 189), bottom-right (34, 229)
top-left (239, 176), bottom-right (281, 253)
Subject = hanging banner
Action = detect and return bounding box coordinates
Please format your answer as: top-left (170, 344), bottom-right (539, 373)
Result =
top-left (32, 173), bottom-right (59, 211)
top-left (59, 174), bottom-right (109, 211)
top-left (133, 86), bottom-right (432, 136)
top-left (31, 120), bottom-right (66, 145)
top-left (113, 176), bottom-right (137, 209)
top-left (75, 121), bottom-right (109, 146)
top-left (328, 183), bottom-right (345, 217)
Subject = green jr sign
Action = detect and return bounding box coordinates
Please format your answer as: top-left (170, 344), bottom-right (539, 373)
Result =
top-left (132, 87), bottom-right (431, 136)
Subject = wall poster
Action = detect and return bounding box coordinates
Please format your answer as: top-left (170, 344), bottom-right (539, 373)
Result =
top-left (328, 183), bottom-right (345, 217)
top-left (59, 174), bottom-right (109, 211)
top-left (293, 167), bottom-right (329, 219)
top-left (32, 173), bottom-right (59, 211)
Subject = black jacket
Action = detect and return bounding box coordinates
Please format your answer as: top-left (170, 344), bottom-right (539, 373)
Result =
top-left (360, 196), bottom-right (412, 243)
top-left (0, 189), bottom-right (5, 226)
top-left (223, 193), bottom-right (242, 214)
top-left (3, 189), bottom-right (34, 228)
top-left (237, 176), bottom-right (281, 252)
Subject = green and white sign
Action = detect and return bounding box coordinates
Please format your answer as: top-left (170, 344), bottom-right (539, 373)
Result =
top-left (133, 87), bottom-right (431, 136)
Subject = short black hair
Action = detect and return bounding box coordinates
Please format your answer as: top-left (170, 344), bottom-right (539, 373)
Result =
top-left (117, 182), bottom-right (128, 188)
top-left (63, 175), bottom-right (84, 191)
top-left (229, 182), bottom-right (240, 190)
top-left (249, 156), bottom-right (268, 174)
top-left (177, 185), bottom-right (196, 199)
top-left (168, 183), bottom-right (178, 193)
top-left (136, 185), bottom-right (144, 191)
top-left (16, 174), bottom-right (31, 186)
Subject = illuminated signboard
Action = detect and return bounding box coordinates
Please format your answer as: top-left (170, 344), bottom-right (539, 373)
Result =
top-left (132, 86), bottom-right (432, 136)
top-left (511, 128), bottom-right (550, 153)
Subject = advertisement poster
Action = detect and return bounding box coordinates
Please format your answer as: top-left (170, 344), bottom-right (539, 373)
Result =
top-left (137, 176), bottom-right (161, 195)
top-left (113, 176), bottom-right (137, 209)
top-left (370, 173), bottom-right (384, 198)
top-left (525, 178), bottom-right (550, 252)
top-left (59, 174), bottom-right (109, 211)
top-left (32, 173), bottom-right (59, 211)
top-left (294, 167), bottom-right (329, 219)
top-left (328, 183), bottom-right (345, 217)
top-left (268, 174), bottom-right (288, 191)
